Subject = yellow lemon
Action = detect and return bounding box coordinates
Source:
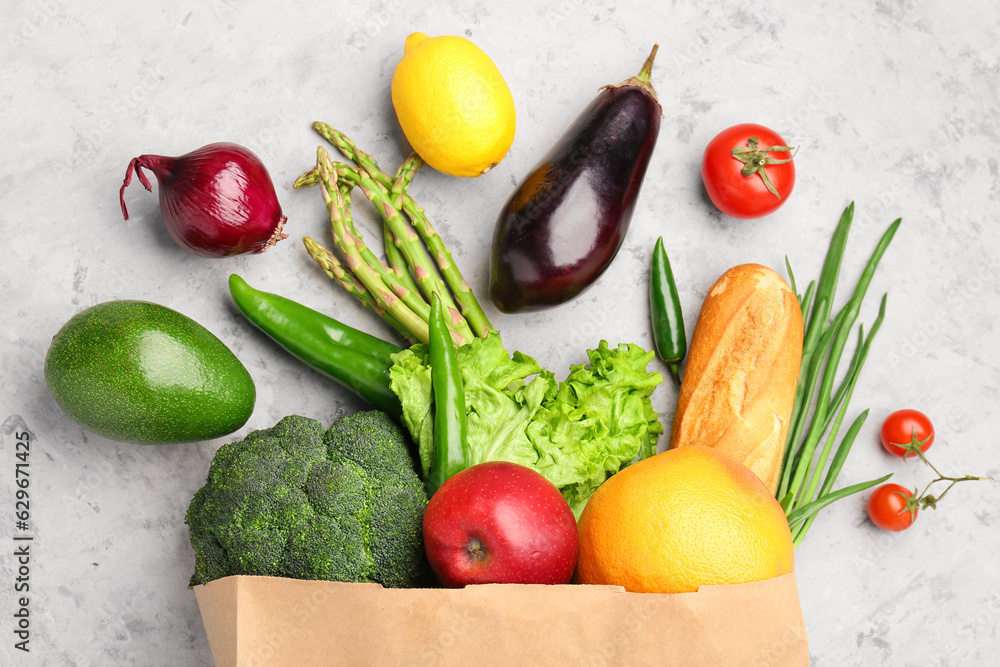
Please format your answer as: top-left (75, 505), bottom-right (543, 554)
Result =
top-left (391, 32), bottom-right (516, 178)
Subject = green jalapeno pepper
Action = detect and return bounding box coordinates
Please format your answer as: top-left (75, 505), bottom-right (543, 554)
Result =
top-left (228, 274), bottom-right (402, 418)
top-left (648, 237), bottom-right (686, 384)
top-left (425, 293), bottom-right (469, 496)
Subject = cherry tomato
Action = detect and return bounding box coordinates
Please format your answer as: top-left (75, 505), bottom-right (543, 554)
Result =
top-left (867, 483), bottom-right (917, 531)
top-left (701, 123), bottom-right (796, 219)
top-left (880, 409), bottom-right (934, 458)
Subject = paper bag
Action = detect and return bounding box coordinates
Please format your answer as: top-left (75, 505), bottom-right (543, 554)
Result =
top-left (195, 573), bottom-right (808, 666)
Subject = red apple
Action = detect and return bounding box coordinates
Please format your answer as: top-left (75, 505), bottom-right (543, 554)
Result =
top-left (422, 461), bottom-right (579, 587)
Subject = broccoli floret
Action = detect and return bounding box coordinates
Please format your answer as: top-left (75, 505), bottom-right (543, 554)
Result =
top-left (185, 412), bottom-right (428, 588)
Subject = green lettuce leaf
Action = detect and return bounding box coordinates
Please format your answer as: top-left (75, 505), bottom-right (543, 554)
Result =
top-left (389, 332), bottom-right (663, 515)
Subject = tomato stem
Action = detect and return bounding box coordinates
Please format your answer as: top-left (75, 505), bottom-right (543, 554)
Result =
top-left (901, 446), bottom-right (993, 516)
top-left (731, 136), bottom-right (797, 199)
top-left (891, 488), bottom-right (920, 522)
top-left (891, 427), bottom-right (934, 461)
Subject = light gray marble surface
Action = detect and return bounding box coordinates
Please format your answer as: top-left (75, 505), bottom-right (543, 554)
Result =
top-left (2, 1), bottom-right (999, 664)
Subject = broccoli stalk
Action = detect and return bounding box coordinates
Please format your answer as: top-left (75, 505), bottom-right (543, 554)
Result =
top-left (185, 412), bottom-right (428, 588)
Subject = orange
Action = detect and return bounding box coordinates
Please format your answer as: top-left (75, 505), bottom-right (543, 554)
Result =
top-left (575, 446), bottom-right (794, 594)
top-left (391, 33), bottom-right (516, 177)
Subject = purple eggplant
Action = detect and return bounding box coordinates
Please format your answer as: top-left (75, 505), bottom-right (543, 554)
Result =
top-left (489, 45), bottom-right (662, 313)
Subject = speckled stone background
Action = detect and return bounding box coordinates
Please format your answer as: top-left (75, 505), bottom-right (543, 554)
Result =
top-left (2, 1), bottom-right (999, 664)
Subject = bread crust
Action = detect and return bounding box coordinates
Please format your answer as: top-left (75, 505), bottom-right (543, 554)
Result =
top-left (669, 264), bottom-right (804, 494)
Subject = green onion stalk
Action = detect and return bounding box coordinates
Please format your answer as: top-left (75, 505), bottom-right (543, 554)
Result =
top-left (294, 123), bottom-right (495, 348)
top-left (777, 203), bottom-right (900, 547)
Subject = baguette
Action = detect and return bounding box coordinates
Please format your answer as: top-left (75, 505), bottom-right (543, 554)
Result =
top-left (669, 264), bottom-right (803, 494)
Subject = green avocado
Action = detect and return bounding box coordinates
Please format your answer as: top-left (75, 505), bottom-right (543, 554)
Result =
top-left (44, 300), bottom-right (256, 445)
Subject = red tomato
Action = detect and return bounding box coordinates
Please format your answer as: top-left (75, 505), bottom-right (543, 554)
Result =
top-left (867, 483), bottom-right (917, 531)
top-left (701, 123), bottom-right (796, 219)
top-left (880, 409), bottom-right (934, 458)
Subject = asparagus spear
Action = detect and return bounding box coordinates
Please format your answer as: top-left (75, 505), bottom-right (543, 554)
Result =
top-left (296, 159), bottom-right (474, 343)
top-left (332, 162), bottom-right (474, 344)
top-left (384, 223), bottom-right (421, 297)
top-left (390, 152), bottom-right (422, 209)
top-left (301, 235), bottom-right (413, 341)
top-left (308, 122), bottom-right (495, 338)
top-left (301, 235), bottom-right (375, 310)
top-left (313, 156), bottom-right (435, 330)
top-left (315, 150), bottom-right (430, 344)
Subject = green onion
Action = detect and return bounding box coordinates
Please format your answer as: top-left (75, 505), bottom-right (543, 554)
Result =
top-left (777, 203), bottom-right (901, 547)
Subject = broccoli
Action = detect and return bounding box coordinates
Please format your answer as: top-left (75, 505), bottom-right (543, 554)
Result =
top-left (185, 411), bottom-right (428, 588)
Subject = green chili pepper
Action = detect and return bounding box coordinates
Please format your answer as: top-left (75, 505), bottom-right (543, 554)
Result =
top-left (425, 293), bottom-right (469, 496)
top-left (228, 274), bottom-right (402, 418)
top-left (648, 237), bottom-right (686, 384)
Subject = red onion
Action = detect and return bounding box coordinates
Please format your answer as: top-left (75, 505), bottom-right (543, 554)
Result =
top-left (120, 142), bottom-right (288, 257)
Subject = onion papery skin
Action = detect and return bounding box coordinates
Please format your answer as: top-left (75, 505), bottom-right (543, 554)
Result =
top-left (121, 142), bottom-right (288, 258)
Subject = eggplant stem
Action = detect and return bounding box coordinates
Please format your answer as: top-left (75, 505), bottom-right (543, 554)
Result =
top-left (603, 44), bottom-right (661, 108)
top-left (636, 44), bottom-right (659, 84)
